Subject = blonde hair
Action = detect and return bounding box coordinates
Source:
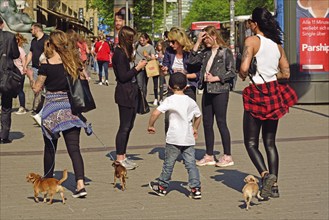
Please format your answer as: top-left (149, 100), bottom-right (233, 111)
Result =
top-left (203, 25), bottom-right (227, 47)
top-left (15, 33), bottom-right (27, 47)
top-left (48, 30), bottom-right (82, 79)
top-left (168, 27), bottom-right (193, 51)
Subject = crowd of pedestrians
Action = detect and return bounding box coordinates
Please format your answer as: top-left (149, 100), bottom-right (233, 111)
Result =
top-left (0, 7), bottom-right (296, 202)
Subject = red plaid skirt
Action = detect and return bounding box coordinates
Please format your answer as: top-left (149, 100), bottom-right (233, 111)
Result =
top-left (243, 80), bottom-right (298, 120)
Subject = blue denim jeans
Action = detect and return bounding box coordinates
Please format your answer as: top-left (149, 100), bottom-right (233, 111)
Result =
top-left (158, 143), bottom-right (201, 189)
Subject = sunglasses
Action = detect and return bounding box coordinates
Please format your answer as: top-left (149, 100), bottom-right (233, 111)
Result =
top-left (169, 40), bottom-right (176, 44)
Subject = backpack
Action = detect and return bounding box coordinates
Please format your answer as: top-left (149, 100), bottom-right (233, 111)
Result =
top-left (0, 31), bottom-right (22, 97)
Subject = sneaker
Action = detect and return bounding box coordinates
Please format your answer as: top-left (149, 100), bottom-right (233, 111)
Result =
top-left (105, 80), bottom-right (109, 86)
top-left (31, 114), bottom-right (41, 126)
top-left (149, 181), bottom-right (167, 196)
top-left (125, 158), bottom-right (138, 168)
top-left (215, 154), bottom-right (234, 167)
top-left (261, 173), bottom-right (277, 198)
top-left (72, 188), bottom-right (87, 198)
top-left (189, 187), bottom-right (202, 199)
top-left (153, 99), bottom-right (158, 106)
top-left (270, 185), bottom-right (280, 198)
top-left (98, 81), bottom-right (103, 85)
top-left (119, 158), bottom-right (136, 170)
top-left (196, 154), bottom-right (216, 166)
top-left (15, 107), bottom-right (27, 115)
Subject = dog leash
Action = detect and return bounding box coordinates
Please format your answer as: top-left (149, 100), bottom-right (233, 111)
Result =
top-left (91, 129), bottom-right (115, 161)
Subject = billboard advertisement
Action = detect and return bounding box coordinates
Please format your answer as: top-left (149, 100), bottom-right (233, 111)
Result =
top-left (296, 0), bottom-right (329, 74)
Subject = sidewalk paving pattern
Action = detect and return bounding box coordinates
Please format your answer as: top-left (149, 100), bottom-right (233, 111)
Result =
top-left (1, 70), bottom-right (328, 219)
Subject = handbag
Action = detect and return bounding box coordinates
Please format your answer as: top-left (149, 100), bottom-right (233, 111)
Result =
top-left (66, 73), bottom-right (96, 115)
top-left (248, 57), bottom-right (257, 76)
top-left (137, 88), bottom-right (150, 115)
top-left (145, 60), bottom-right (160, 77)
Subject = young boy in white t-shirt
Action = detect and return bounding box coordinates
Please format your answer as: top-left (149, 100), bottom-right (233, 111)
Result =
top-left (148, 72), bottom-right (202, 199)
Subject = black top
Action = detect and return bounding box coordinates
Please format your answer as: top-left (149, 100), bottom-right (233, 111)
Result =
top-left (30, 34), bottom-right (49, 68)
top-left (112, 47), bottom-right (139, 108)
top-left (38, 63), bottom-right (68, 92)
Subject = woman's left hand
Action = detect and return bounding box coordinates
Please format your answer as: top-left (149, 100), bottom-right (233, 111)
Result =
top-left (205, 72), bottom-right (220, 82)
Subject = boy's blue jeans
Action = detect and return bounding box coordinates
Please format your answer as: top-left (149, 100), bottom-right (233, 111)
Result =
top-left (158, 143), bottom-right (201, 189)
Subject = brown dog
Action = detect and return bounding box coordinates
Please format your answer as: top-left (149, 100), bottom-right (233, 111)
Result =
top-left (242, 175), bottom-right (264, 210)
top-left (112, 161), bottom-right (127, 191)
top-left (26, 169), bottom-right (68, 204)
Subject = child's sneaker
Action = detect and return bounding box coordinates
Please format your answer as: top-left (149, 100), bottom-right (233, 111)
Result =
top-left (215, 154), bottom-right (234, 167)
top-left (196, 154), bottom-right (216, 166)
top-left (189, 187), bottom-right (202, 199)
top-left (149, 181), bottom-right (167, 196)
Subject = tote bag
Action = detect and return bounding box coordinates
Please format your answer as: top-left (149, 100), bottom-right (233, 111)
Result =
top-left (66, 74), bottom-right (96, 115)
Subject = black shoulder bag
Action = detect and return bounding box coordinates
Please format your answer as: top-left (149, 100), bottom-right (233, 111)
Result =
top-left (66, 72), bottom-right (96, 115)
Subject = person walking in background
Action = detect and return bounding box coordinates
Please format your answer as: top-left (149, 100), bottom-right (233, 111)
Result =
top-left (189, 25), bottom-right (236, 167)
top-left (23, 23), bottom-right (49, 124)
top-left (239, 7), bottom-right (294, 199)
top-left (148, 72), bottom-right (202, 199)
top-left (26, 30), bottom-right (88, 198)
top-left (114, 11), bottom-right (125, 47)
top-left (153, 40), bottom-right (165, 105)
top-left (14, 33), bottom-right (28, 115)
top-left (94, 35), bottom-right (111, 86)
top-left (112, 26), bottom-right (147, 170)
top-left (0, 17), bottom-right (20, 144)
top-left (135, 32), bottom-right (156, 99)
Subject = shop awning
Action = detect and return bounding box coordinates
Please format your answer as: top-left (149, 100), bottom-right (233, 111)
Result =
top-left (37, 5), bottom-right (93, 35)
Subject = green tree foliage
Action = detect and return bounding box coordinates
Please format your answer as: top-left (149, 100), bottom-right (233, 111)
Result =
top-left (183, 0), bottom-right (274, 28)
top-left (88, 0), bottom-right (114, 29)
top-left (133, 0), bottom-right (175, 35)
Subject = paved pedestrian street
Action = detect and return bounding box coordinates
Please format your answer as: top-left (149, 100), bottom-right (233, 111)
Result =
top-left (1, 71), bottom-right (328, 219)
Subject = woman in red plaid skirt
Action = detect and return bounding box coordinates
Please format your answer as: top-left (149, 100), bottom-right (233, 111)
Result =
top-left (239, 7), bottom-right (294, 199)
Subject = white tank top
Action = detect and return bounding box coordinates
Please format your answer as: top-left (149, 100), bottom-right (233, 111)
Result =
top-left (252, 34), bottom-right (280, 84)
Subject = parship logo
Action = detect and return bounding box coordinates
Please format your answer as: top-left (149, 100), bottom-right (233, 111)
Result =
top-left (302, 43), bottom-right (329, 53)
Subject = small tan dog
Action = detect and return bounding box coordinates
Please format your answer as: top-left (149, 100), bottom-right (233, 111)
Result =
top-left (112, 161), bottom-right (127, 191)
top-left (26, 169), bottom-right (68, 204)
top-left (242, 175), bottom-right (263, 210)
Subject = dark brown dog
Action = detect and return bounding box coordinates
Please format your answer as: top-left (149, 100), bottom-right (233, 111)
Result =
top-left (26, 169), bottom-right (68, 204)
top-left (242, 175), bottom-right (264, 210)
top-left (112, 161), bottom-right (127, 191)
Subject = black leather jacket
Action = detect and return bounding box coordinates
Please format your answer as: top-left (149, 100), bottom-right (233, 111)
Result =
top-left (188, 47), bottom-right (236, 90)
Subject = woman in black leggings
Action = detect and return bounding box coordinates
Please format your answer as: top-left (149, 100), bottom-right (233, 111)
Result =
top-left (27, 30), bottom-right (88, 198)
top-left (239, 7), bottom-right (293, 199)
top-left (112, 26), bottom-right (147, 170)
top-left (189, 25), bottom-right (236, 167)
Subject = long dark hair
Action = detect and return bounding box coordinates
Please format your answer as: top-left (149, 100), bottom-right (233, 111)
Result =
top-left (252, 7), bottom-right (283, 44)
top-left (118, 26), bottom-right (136, 61)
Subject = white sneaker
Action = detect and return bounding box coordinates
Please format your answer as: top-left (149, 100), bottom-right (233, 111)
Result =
top-left (15, 107), bottom-right (27, 115)
top-left (153, 99), bottom-right (158, 106)
top-left (98, 82), bottom-right (103, 85)
top-left (31, 114), bottom-right (42, 126)
top-left (105, 80), bottom-right (109, 86)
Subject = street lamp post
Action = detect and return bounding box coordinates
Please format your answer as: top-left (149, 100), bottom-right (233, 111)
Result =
top-left (229, 0), bottom-right (236, 56)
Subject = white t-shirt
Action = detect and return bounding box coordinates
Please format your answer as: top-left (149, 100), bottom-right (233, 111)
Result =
top-left (157, 94), bottom-right (201, 146)
top-left (171, 56), bottom-right (184, 71)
